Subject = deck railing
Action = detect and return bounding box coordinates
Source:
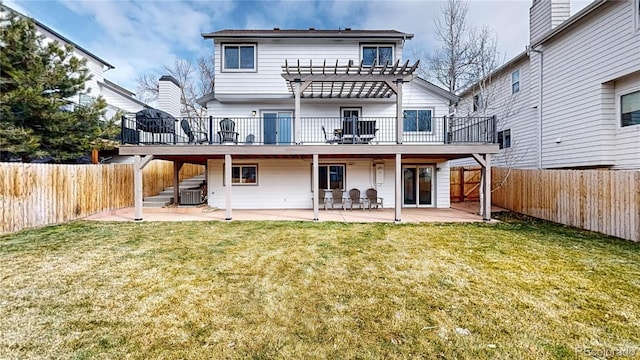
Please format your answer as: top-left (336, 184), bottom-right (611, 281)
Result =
top-left (120, 114), bottom-right (496, 145)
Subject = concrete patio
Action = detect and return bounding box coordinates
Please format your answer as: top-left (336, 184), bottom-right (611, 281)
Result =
top-left (83, 202), bottom-right (504, 223)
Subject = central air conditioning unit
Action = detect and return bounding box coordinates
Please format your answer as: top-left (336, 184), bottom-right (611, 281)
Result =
top-left (180, 189), bottom-right (203, 205)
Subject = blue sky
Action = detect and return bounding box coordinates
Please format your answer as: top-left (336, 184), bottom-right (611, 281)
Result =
top-left (8, 0), bottom-right (590, 94)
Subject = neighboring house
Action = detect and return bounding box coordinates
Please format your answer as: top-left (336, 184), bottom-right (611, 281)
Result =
top-left (120, 29), bottom-right (499, 221)
top-left (2, 5), bottom-right (150, 119)
top-left (456, 0), bottom-right (640, 170)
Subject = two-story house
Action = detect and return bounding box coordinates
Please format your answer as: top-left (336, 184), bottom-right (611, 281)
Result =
top-left (120, 29), bottom-right (499, 221)
top-left (456, 0), bottom-right (640, 170)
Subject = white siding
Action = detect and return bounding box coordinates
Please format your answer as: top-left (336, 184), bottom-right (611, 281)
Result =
top-left (530, 0), bottom-right (553, 44)
top-left (454, 55), bottom-right (539, 169)
top-left (206, 157), bottom-right (451, 209)
top-left (529, 0), bottom-right (570, 44)
top-left (99, 85), bottom-right (146, 120)
top-left (540, 0), bottom-right (640, 168)
top-left (214, 39), bottom-right (405, 95)
top-left (614, 72), bottom-right (640, 169)
top-left (457, 0), bottom-right (640, 170)
top-left (436, 161), bottom-right (451, 208)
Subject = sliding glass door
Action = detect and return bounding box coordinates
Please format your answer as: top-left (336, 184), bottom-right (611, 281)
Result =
top-left (263, 111), bottom-right (292, 144)
top-left (403, 165), bottom-right (434, 207)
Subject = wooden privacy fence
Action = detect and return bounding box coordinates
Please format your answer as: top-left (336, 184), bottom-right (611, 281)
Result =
top-left (492, 168), bottom-right (640, 242)
top-left (450, 166), bottom-right (481, 202)
top-left (0, 161), bottom-right (204, 234)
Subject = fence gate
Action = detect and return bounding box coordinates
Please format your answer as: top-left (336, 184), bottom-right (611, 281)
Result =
top-left (450, 167), bottom-right (481, 202)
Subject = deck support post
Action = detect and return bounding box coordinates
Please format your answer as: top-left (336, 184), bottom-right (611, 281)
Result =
top-left (395, 79), bottom-right (404, 144)
top-left (225, 154), bottom-right (232, 220)
top-left (312, 154), bottom-right (319, 221)
top-left (172, 161), bottom-right (183, 205)
top-left (395, 153), bottom-right (402, 222)
top-left (133, 154), bottom-right (154, 221)
top-left (472, 153), bottom-right (492, 221)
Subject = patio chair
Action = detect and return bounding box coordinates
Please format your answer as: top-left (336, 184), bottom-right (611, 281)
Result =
top-left (348, 188), bottom-right (365, 211)
top-left (318, 188), bottom-right (328, 210)
top-left (365, 188), bottom-right (383, 210)
top-left (322, 125), bottom-right (341, 144)
top-left (217, 118), bottom-right (239, 144)
top-left (180, 119), bottom-right (208, 144)
top-left (328, 188), bottom-right (346, 210)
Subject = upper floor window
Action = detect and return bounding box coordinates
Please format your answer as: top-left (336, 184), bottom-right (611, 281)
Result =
top-left (361, 45), bottom-right (393, 66)
top-left (473, 93), bottom-right (482, 112)
top-left (511, 69), bottom-right (520, 94)
top-left (403, 109), bottom-right (432, 132)
top-left (498, 129), bottom-right (511, 149)
top-left (621, 90), bottom-right (640, 127)
top-left (222, 44), bottom-right (256, 71)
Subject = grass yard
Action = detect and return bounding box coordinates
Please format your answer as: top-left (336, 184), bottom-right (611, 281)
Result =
top-left (0, 213), bottom-right (639, 359)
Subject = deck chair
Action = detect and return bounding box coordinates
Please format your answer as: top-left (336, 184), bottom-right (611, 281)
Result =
top-left (217, 118), bottom-right (239, 144)
top-left (180, 119), bottom-right (208, 144)
top-left (348, 188), bottom-right (365, 210)
top-left (318, 188), bottom-right (328, 210)
top-left (328, 188), bottom-right (346, 210)
top-left (365, 188), bottom-right (383, 210)
top-left (322, 125), bottom-right (340, 144)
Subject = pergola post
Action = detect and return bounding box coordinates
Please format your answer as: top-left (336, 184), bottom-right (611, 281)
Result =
top-left (395, 153), bottom-right (402, 222)
top-left (312, 154), bottom-right (319, 221)
top-left (172, 161), bottom-right (183, 205)
top-left (293, 80), bottom-right (302, 144)
top-left (133, 154), bottom-right (154, 221)
top-left (396, 79), bottom-right (404, 144)
top-left (225, 154), bottom-right (232, 220)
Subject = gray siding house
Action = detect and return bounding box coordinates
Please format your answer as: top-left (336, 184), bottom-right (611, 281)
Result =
top-left (456, 0), bottom-right (640, 170)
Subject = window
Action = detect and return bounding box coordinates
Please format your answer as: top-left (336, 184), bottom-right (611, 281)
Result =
top-left (225, 164), bottom-right (257, 185)
top-left (498, 129), bottom-right (511, 149)
top-left (473, 93), bottom-right (482, 112)
top-left (403, 110), bottom-right (432, 132)
top-left (317, 165), bottom-right (345, 190)
top-left (621, 90), bottom-right (640, 127)
top-left (222, 44), bottom-right (256, 71)
top-left (635, 0), bottom-right (640, 31)
top-left (511, 69), bottom-right (520, 94)
top-left (361, 45), bottom-right (393, 66)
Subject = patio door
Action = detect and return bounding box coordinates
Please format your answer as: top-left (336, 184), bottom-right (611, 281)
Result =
top-left (263, 111), bottom-right (292, 144)
top-left (403, 165), bottom-right (434, 207)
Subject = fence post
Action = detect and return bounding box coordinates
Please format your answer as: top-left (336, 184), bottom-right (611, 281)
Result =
top-left (459, 167), bottom-right (465, 202)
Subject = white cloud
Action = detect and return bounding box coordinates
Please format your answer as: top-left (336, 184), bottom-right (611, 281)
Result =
top-left (10, 0), bottom-right (595, 94)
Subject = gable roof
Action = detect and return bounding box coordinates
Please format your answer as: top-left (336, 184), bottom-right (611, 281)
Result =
top-left (414, 77), bottom-right (460, 103)
top-left (100, 79), bottom-right (152, 109)
top-left (203, 29), bottom-right (413, 40)
top-left (1, 4), bottom-right (114, 69)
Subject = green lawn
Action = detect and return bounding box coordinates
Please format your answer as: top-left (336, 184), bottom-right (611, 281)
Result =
top-left (0, 213), bottom-right (638, 359)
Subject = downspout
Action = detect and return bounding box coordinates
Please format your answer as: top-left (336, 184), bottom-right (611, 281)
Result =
top-left (527, 45), bottom-right (544, 169)
top-left (538, 50), bottom-right (544, 169)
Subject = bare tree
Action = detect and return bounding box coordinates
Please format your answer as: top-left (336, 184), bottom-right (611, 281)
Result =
top-left (136, 57), bottom-right (215, 116)
top-left (425, 0), bottom-right (473, 94)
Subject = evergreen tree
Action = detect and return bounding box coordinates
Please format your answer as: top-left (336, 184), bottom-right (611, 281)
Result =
top-left (0, 7), bottom-right (107, 162)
